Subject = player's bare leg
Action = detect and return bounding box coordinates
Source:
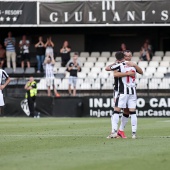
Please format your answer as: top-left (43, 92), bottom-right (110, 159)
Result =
top-left (47, 86), bottom-right (51, 96)
top-left (73, 87), bottom-right (76, 96)
top-left (68, 84), bottom-right (72, 96)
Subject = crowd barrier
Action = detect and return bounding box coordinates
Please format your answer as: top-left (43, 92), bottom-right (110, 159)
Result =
top-left (2, 96), bottom-right (170, 117)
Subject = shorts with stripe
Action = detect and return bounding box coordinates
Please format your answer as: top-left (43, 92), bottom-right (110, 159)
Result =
top-left (115, 93), bottom-right (137, 109)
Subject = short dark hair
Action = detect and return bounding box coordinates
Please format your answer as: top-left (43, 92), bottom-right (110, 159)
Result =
top-left (115, 51), bottom-right (125, 61)
top-left (74, 52), bottom-right (79, 56)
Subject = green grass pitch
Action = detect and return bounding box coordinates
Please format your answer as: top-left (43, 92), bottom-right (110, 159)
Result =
top-left (0, 117), bottom-right (170, 170)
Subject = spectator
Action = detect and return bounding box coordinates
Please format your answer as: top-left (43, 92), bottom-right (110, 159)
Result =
top-left (60, 41), bottom-right (71, 67)
top-left (66, 52), bottom-right (81, 96)
top-left (140, 42), bottom-right (150, 61)
top-left (43, 55), bottom-right (60, 97)
top-left (35, 36), bottom-right (45, 73)
top-left (4, 31), bottom-right (16, 71)
top-left (145, 39), bottom-right (153, 59)
top-left (120, 43), bottom-right (127, 52)
top-left (19, 35), bottom-right (30, 68)
top-left (24, 77), bottom-right (37, 118)
top-left (45, 36), bottom-right (54, 58)
top-left (0, 44), bottom-right (6, 68)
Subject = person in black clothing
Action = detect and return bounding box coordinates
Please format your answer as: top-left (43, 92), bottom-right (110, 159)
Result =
top-left (60, 41), bottom-right (71, 67)
top-left (24, 77), bottom-right (37, 118)
top-left (35, 36), bottom-right (45, 73)
top-left (66, 53), bottom-right (81, 96)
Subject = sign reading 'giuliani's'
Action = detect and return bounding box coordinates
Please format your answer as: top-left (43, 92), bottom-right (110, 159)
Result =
top-left (40, 0), bottom-right (170, 25)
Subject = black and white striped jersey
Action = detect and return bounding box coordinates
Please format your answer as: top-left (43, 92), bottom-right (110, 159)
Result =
top-left (0, 69), bottom-right (9, 85)
top-left (110, 61), bottom-right (136, 95)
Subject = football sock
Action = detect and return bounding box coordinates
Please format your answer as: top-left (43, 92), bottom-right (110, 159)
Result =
top-left (111, 111), bottom-right (120, 133)
top-left (130, 112), bottom-right (137, 133)
top-left (119, 114), bottom-right (129, 131)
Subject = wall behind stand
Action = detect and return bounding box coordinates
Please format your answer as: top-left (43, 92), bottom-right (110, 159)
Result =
top-left (2, 97), bottom-right (170, 117)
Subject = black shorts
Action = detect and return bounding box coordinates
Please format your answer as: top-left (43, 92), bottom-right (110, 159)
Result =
top-left (21, 53), bottom-right (30, 61)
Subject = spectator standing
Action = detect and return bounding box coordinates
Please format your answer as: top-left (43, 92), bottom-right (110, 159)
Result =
top-left (24, 77), bottom-right (37, 118)
top-left (43, 55), bottom-right (60, 97)
top-left (45, 36), bottom-right (54, 58)
top-left (19, 35), bottom-right (30, 68)
top-left (4, 32), bottom-right (16, 71)
top-left (35, 36), bottom-right (45, 73)
top-left (145, 39), bottom-right (153, 59)
top-left (140, 42), bottom-right (150, 61)
top-left (120, 43), bottom-right (127, 52)
top-left (66, 53), bottom-right (81, 96)
top-left (0, 44), bottom-right (6, 68)
top-left (60, 41), bottom-right (71, 67)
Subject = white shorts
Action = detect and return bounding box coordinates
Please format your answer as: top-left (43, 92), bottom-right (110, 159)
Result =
top-left (115, 93), bottom-right (137, 109)
top-left (0, 93), bottom-right (4, 106)
top-left (46, 78), bottom-right (54, 87)
top-left (69, 76), bottom-right (77, 87)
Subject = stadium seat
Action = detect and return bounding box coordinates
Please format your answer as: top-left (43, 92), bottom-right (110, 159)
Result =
top-left (150, 78), bottom-right (162, 84)
top-left (37, 78), bottom-right (46, 90)
top-left (58, 79), bottom-right (68, 90)
top-left (152, 56), bottom-right (162, 61)
top-left (112, 52), bottom-right (117, 57)
top-left (108, 57), bottom-right (116, 62)
top-left (80, 82), bottom-right (91, 89)
top-left (153, 72), bottom-right (164, 78)
top-left (106, 61), bottom-right (114, 66)
top-left (133, 52), bottom-right (140, 57)
top-left (15, 67), bottom-right (24, 74)
top-left (8, 78), bottom-right (17, 85)
top-left (136, 83), bottom-right (148, 89)
top-left (148, 61), bottom-right (159, 67)
top-left (131, 57), bottom-right (139, 62)
top-left (84, 62), bottom-right (94, 67)
top-left (162, 56), bottom-right (170, 61)
top-left (98, 57), bottom-right (108, 62)
top-left (77, 72), bottom-right (87, 78)
top-left (146, 67), bottom-right (156, 73)
top-left (95, 62), bottom-right (105, 68)
top-left (157, 67), bottom-right (167, 74)
top-left (18, 78), bottom-right (28, 85)
top-left (54, 78), bottom-right (62, 86)
top-left (55, 57), bottom-right (61, 62)
top-left (87, 72), bottom-right (98, 79)
top-left (70, 52), bottom-right (75, 58)
top-left (81, 67), bottom-right (90, 73)
top-left (138, 61), bottom-right (148, 68)
top-left (162, 78), bottom-right (170, 84)
top-left (4, 68), bottom-right (13, 74)
top-left (91, 67), bottom-right (101, 73)
top-left (80, 52), bottom-right (90, 58)
top-left (78, 57), bottom-right (86, 63)
top-left (58, 67), bottom-right (66, 73)
top-left (101, 52), bottom-right (111, 58)
top-left (54, 62), bottom-right (61, 68)
top-left (154, 51), bottom-right (164, 57)
top-left (25, 67), bottom-right (35, 74)
top-left (90, 52), bottom-right (100, 57)
top-left (165, 51), bottom-right (170, 56)
top-left (159, 82), bottom-right (169, 89)
top-left (98, 72), bottom-right (110, 79)
top-left (91, 83), bottom-right (101, 90)
top-left (149, 83), bottom-right (158, 89)
top-left (87, 57), bottom-right (97, 62)
top-left (160, 61), bottom-right (169, 67)
top-left (102, 81), bottom-right (114, 89)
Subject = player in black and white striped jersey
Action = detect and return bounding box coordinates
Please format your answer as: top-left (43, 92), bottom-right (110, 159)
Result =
top-left (0, 63), bottom-right (11, 114)
top-left (106, 51), bottom-right (143, 139)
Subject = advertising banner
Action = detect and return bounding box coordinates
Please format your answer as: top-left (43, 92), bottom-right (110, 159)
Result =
top-left (2, 96), bottom-right (170, 117)
top-left (86, 97), bottom-right (170, 117)
top-left (40, 0), bottom-right (170, 26)
top-left (0, 2), bottom-right (37, 25)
